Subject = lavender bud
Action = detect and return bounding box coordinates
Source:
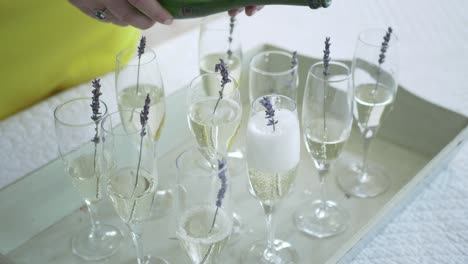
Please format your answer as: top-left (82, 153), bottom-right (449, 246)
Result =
top-left (378, 27), bottom-right (393, 65)
top-left (90, 78), bottom-right (102, 122)
top-left (216, 158), bottom-right (227, 208)
top-left (323, 37), bottom-right (331, 77)
top-left (137, 36), bottom-right (147, 59)
top-left (140, 94), bottom-right (150, 137)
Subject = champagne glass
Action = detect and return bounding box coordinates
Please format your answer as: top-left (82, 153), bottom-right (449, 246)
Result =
top-left (244, 95), bottom-right (300, 264)
top-left (249, 50), bottom-right (299, 103)
top-left (294, 61), bottom-right (352, 238)
top-left (53, 98), bottom-right (122, 260)
top-left (337, 28), bottom-right (398, 198)
top-left (199, 14), bottom-right (242, 88)
top-left (102, 110), bottom-right (169, 264)
top-left (187, 73), bottom-right (241, 160)
top-left (116, 47), bottom-right (172, 216)
top-left (176, 146), bottom-right (232, 264)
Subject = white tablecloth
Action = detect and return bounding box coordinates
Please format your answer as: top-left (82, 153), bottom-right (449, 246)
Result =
top-left (1, 0), bottom-right (467, 262)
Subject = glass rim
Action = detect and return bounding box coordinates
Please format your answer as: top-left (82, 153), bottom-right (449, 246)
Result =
top-left (251, 94), bottom-right (297, 112)
top-left (101, 109), bottom-right (145, 136)
top-left (358, 27), bottom-right (399, 48)
top-left (54, 97), bottom-right (108, 127)
top-left (116, 47), bottom-right (157, 67)
top-left (189, 72), bottom-right (239, 97)
top-left (309, 61), bottom-right (351, 83)
top-left (250, 50), bottom-right (298, 76)
top-left (175, 146), bottom-right (228, 175)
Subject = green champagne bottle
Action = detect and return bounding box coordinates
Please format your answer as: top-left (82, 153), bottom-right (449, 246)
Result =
top-left (159, 0), bottom-right (332, 19)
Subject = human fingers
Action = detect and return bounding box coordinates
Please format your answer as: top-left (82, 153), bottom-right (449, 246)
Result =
top-left (104, 0), bottom-right (156, 29)
top-left (245, 5), bottom-right (264, 16)
top-left (68, 0), bottom-right (129, 26)
top-left (127, 0), bottom-right (173, 25)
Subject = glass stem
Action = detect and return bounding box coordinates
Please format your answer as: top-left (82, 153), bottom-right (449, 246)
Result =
top-left (85, 202), bottom-right (102, 239)
top-left (262, 202), bottom-right (276, 262)
top-left (360, 132), bottom-right (373, 183)
top-left (128, 224), bottom-right (146, 264)
top-left (316, 162), bottom-right (330, 218)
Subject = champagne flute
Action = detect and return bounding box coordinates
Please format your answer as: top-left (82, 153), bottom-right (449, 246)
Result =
top-left (249, 50), bottom-right (299, 103)
top-left (116, 47), bottom-right (172, 216)
top-left (54, 98), bottom-right (122, 260)
top-left (294, 61), bottom-right (352, 238)
top-left (176, 146), bottom-right (232, 264)
top-left (187, 73), bottom-right (241, 160)
top-left (199, 14), bottom-right (243, 89)
top-left (102, 110), bottom-right (169, 264)
top-left (243, 95), bottom-right (300, 264)
top-left (337, 28), bottom-right (398, 198)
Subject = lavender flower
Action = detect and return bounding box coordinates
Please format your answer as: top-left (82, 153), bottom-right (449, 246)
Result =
top-left (140, 94), bottom-right (150, 137)
top-left (323, 37), bottom-right (331, 77)
top-left (260, 96), bottom-right (278, 131)
top-left (227, 16), bottom-right (236, 60)
top-left (90, 79), bottom-right (102, 122)
top-left (90, 78), bottom-right (103, 197)
top-left (212, 59), bottom-right (231, 114)
top-left (216, 158), bottom-right (227, 208)
top-left (288, 51), bottom-right (298, 88)
top-left (136, 36), bottom-right (146, 94)
top-left (378, 27), bottom-right (392, 65)
top-left (138, 36), bottom-right (146, 59)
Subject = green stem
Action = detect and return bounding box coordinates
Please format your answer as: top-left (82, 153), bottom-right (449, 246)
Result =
top-left (199, 207), bottom-right (220, 264)
top-left (128, 134), bottom-right (144, 222)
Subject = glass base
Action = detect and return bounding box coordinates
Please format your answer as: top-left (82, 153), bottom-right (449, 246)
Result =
top-left (294, 200), bottom-right (349, 238)
top-left (242, 239), bottom-right (299, 264)
top-left (71, 224), bottom-right (123, 261)
top-left (337, 164), bottom-right (390, 198)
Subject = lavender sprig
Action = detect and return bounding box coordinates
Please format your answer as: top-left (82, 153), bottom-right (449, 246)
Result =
top-left (287, 51), bottom-right (298, 89)
top-left (200, 158), bottom-right (227, 264)
top-left (227, 16), bottom-right (236, 60)
top-left (90, 78), bottom-right (102, 199)
top-left (323, 37), bottom-right (331, 77)
top-left (365, 27), bottom-right (393, 130)
top-left (212, 59), bottom-right (231, 114)
top-left (136, 36), bottom-right (146, 94)
top-left (260, 97), bottom-right (278, 132)
top-left (322, 37), bottom-right (331, 140)
top-left (128, 94), bottom-right (150, 222)
top-left (378, 27), bottom-right (392, 65)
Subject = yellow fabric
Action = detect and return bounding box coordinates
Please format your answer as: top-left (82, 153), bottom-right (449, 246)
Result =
top-left (0, 1), bottom-right (140, 120)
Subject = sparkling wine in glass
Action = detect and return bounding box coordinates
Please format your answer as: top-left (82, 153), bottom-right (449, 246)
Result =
top-left (176, 146), bottom-right (233, 264)
top-left (102, 110), bottom-right (169, 264)
top-left (294, 60), bottom-right (353, 238)
top-left (116, 46), bottom-right (173, 216)
top-left (54, 98), bottom-right (122, 261)
top-left (187, 73), bottom-right (242, 159)
top-left (243, 95), bottom-right (300, 264)
top-left (249, 50), bottom-right (299, 103)
top-left (337, 28), bottom-right (398, 198)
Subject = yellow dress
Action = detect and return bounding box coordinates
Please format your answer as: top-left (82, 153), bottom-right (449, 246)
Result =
top-left (0, 1), bottom-right (140, 120)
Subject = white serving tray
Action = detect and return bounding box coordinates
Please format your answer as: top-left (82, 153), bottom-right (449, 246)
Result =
top-left (1, 44), bottom-right (467, 264)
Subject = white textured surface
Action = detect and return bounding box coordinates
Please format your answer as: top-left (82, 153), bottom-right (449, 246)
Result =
top-left (0, 0), bottom-right (467, 262)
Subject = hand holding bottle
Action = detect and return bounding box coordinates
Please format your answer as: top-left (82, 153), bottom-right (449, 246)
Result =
top-left (69, 0), bottom-right (264, 29)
